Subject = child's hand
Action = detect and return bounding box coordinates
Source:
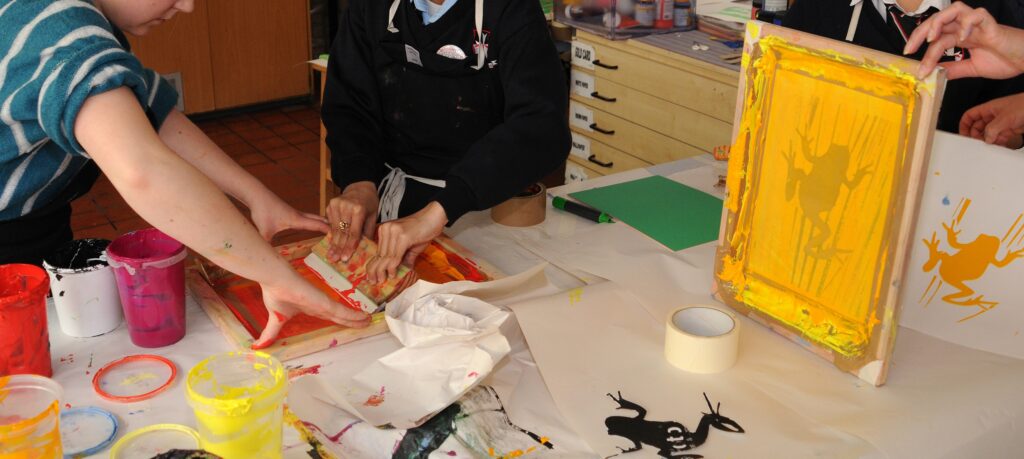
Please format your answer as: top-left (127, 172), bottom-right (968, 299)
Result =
top-left (253, 273), bottom-right (373, 349)
top-left (250, 192), bottom-right (330, 241)
top-left (366, 201), bottom-right (447, 284)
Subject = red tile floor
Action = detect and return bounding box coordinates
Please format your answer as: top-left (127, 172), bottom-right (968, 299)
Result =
top-left (70, 104), bottom-right (324, 245)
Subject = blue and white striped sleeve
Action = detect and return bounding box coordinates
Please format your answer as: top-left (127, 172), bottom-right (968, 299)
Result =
top-left (32, 2), bottom-right (179, 157)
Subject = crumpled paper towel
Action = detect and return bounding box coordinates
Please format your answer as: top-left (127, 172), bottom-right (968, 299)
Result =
top-left (316, 264), bottom-right (547, 428)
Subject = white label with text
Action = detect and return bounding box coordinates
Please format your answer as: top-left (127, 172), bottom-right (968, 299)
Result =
top-left (571, 70), bottom-right (595, 98)
top-left (570, 102), bottom-right (594, 131)
top-left (571, 41), bottom-right (596, 70)
top-left (570, 132), bottom-right (591, 159)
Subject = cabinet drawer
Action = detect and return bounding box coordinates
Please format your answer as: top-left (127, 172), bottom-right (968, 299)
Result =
top-left (570, 69), bottom-right (733, 152)
top-left (569, 131), bottom-right (652, 176)
top-left (573, 38), bottom-right (738, 123)
top-left (568, 156), bottom-right (607, 178)
top-left (570, 100), bottom-right (704, 164)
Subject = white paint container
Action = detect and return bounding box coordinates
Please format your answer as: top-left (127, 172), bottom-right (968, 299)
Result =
top-left (43, 239), bottom-right (123, 338)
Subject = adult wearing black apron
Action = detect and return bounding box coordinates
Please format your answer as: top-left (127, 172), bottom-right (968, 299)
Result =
top-left (321, 0), bottom-right (569, 283)
top-left (784, 0), bottom-right (1024, 148)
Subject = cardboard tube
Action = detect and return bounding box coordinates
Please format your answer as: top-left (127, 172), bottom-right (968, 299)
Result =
top-left (665, 306), bottom-right (739, 374)
top-left (490, 183), bottom-right (546, 227)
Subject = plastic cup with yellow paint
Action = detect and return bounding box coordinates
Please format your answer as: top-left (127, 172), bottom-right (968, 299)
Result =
top-left (0, 374), bottom-right (64, 458)
top-left (185, 351), bottom-right (287, 459)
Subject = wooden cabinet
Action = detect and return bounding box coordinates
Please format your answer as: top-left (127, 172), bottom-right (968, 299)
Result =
top-left (564, 29), bottom-right (740, 180)
top-left (126, 1), bottom-right (216, 113)
top-left (127, 0), bottom-right (312, 114)
top-left (206, 0), bottom-right (312, 108)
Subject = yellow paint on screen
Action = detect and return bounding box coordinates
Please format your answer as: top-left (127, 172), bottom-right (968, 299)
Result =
top-left (720, 37), bottom-right (919, 357)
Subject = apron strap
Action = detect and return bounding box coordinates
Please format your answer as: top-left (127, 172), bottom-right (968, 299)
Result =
top-left (846, 1), bottom-right (863, 42)
top-left (471, 0), bottom-right (486, 69)
top-left (378, 165), bottom-right (447, 222)
top-left (387, 0), bottom-right (401, 33)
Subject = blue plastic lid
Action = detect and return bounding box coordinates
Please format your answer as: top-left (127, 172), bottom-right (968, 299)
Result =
top-left (60, 406), bottom-right (119, 458)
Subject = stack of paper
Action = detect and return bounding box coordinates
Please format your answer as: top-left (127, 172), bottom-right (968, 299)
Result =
top-left (697, 0), bottom-right (750, 40)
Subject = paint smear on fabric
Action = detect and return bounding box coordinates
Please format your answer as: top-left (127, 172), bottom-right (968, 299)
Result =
top-left (364, 386), bottom-right (386, 407)
top-left (285, 409), bottom-right (335, 458)
top-left (719, 34), bottom-right (920, 358)
top-left (287, 364), bottom-right (322, 380)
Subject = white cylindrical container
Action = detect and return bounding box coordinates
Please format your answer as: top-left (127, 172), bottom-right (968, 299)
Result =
top-left (43, 239), bottom-right (123, 338)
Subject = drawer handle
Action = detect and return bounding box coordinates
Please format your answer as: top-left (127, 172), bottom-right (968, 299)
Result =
top-left (588, 155), bottom-right (614, 168)
top-left (589, 123), bottom-right (615, 135)
top-left (593, 60), bottom-right (619, 70)
top-left (591, 92), bottom-right (617, 102)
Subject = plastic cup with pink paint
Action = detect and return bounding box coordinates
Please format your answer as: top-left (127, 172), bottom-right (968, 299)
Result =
top-left (106, 228), bottom-right (188, 348)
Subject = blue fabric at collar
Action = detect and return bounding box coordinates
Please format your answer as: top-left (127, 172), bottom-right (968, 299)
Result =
top-left (411, 0), bottom-right (458, 24)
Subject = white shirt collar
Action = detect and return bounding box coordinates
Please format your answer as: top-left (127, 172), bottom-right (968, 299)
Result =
top-left (848, 0), bottom-right (950, 20)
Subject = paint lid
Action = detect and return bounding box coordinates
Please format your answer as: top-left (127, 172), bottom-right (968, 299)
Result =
top-left (109, 424), bottom-right (201, 459)
top-left (92, 355), bottom-right (177, 403)
top-left (106, 228), bottom-right (186, 268)
top-left (60, 406), bottom-right (119, 457)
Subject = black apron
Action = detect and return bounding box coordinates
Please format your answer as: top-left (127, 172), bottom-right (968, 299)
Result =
top-left (373, 0), bottom-right (504, 220)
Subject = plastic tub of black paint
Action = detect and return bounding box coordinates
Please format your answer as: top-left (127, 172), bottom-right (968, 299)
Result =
top-left (42, 239), bottom-right (123, 337)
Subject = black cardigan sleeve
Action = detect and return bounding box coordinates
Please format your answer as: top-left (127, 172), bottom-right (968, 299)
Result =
top-left (322, 0), bottom-right (386, 191)
top-left (430, 4), bottom-right (571, 222)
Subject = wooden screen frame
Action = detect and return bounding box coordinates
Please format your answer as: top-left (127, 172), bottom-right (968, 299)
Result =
top-left (714, 22), bottom-right (946, 386)
top-left (187, 235), bottom-right (503, 362)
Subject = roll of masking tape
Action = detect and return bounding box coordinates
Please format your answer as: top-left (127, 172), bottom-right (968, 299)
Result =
top-left (665, 306), bottom-right (739, 373)
top-left (491, 183), bottom-right (546, 227)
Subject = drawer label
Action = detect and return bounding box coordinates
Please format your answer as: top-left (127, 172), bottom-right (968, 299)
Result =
top-left (565, 163), bottom-right (590, 182)
top-left (571, 70), bottom-right (595, 98)
top-left (570, 132), bottom-right (591, 159)
top-left (569, 102), bottom-right (594, 131)
top-left (571, 41), bottom-right (596, 70)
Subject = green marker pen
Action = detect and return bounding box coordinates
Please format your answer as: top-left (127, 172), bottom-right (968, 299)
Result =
top-left (552, 196), bottom-right (614, 223)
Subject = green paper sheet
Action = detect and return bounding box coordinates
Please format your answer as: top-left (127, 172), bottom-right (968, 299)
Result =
top-left (570, 175), bottom-right (723, 251)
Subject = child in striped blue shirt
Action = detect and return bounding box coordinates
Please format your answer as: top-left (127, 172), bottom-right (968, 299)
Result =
top-left (0, 0), bottom-right (371, 345)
